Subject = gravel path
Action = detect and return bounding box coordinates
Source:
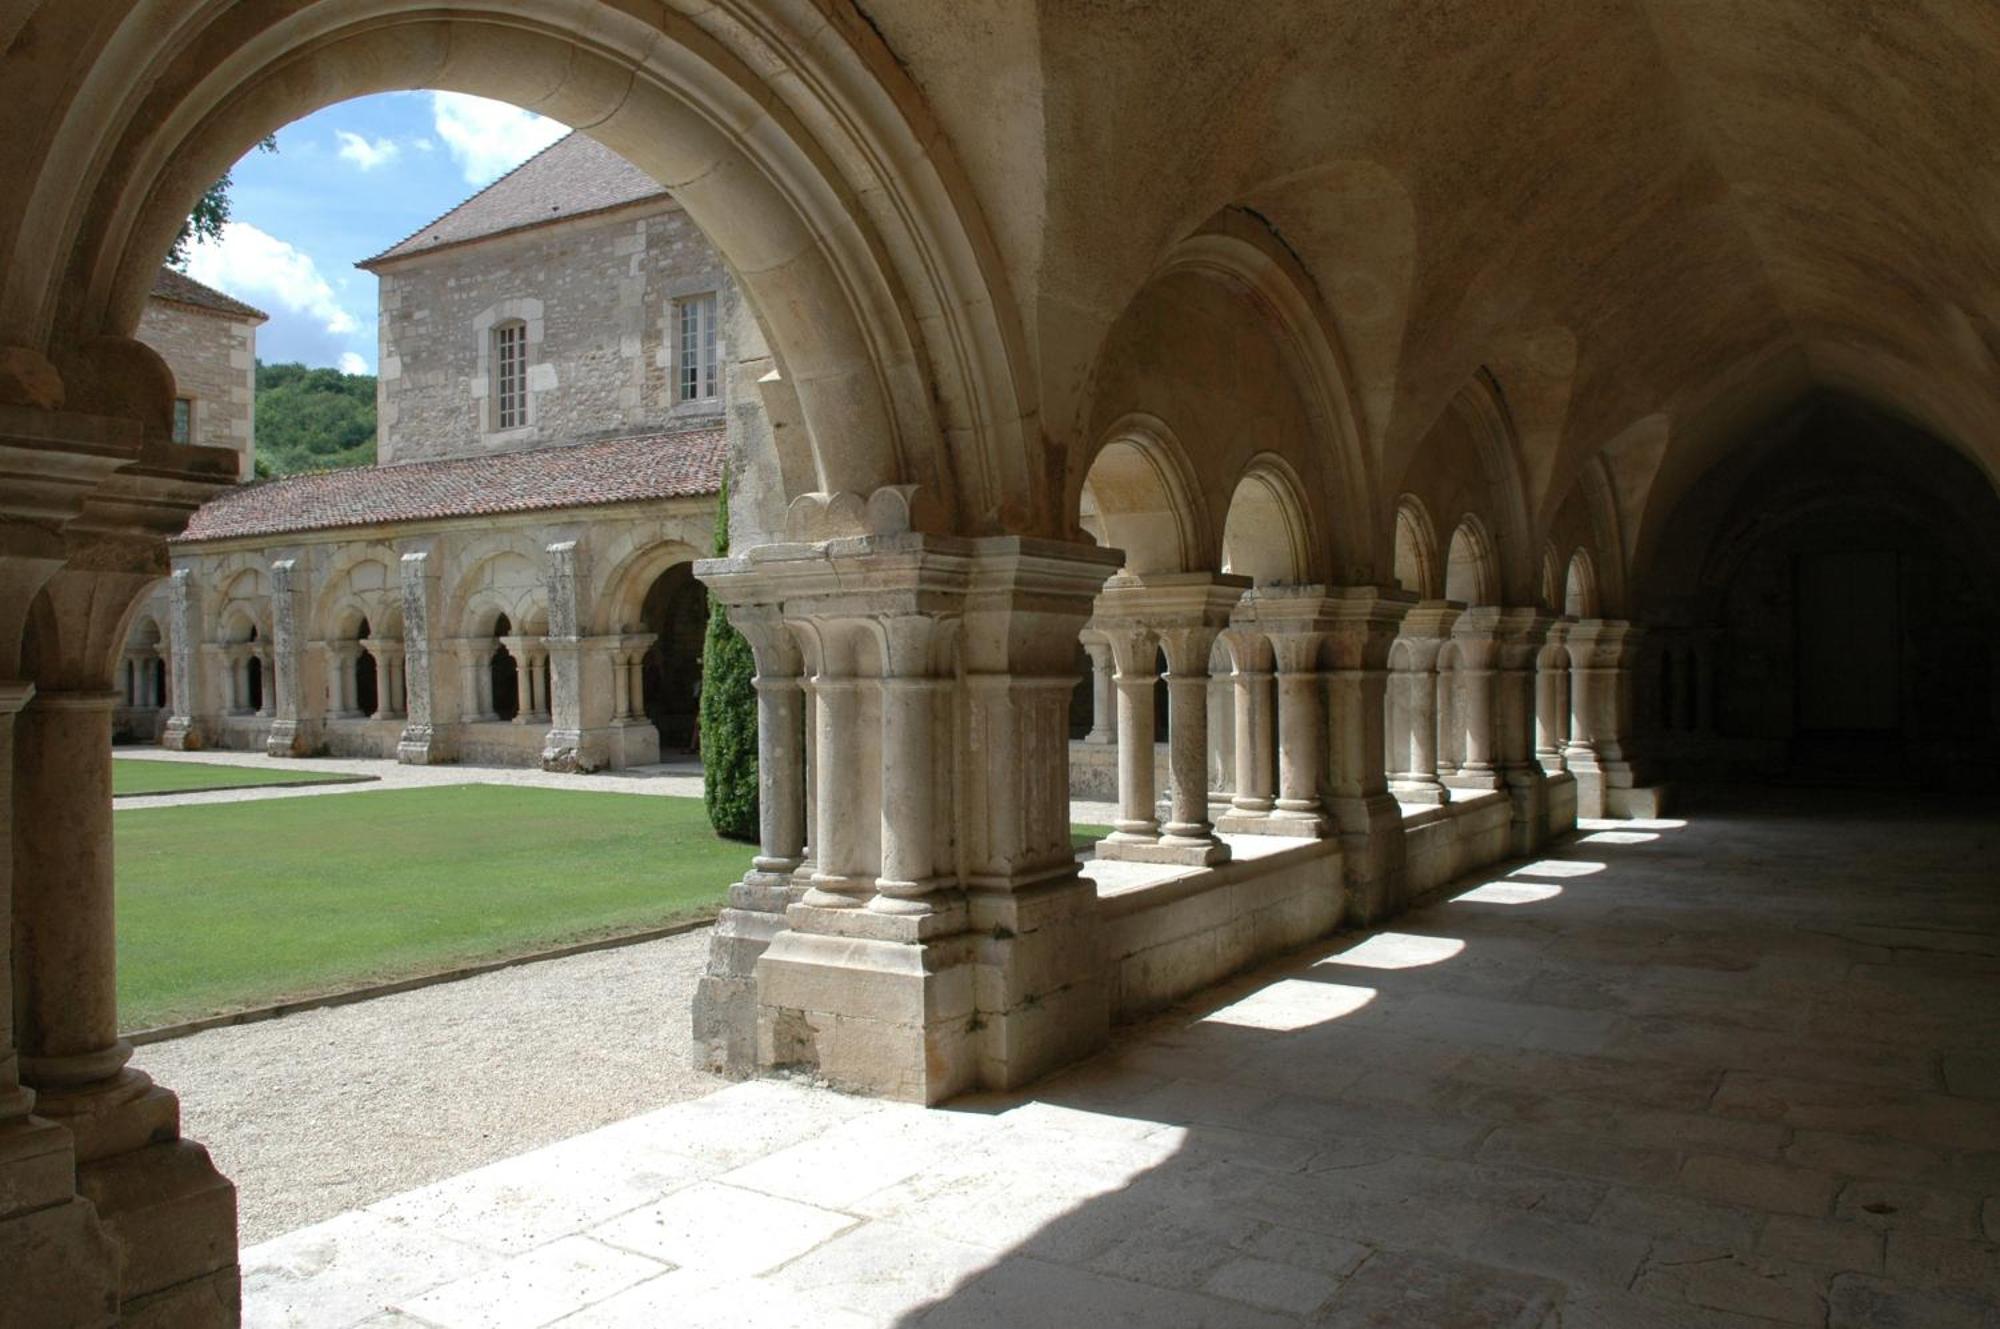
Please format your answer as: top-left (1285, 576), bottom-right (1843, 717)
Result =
top-left (112, 747), bottom-right (706, 807)
top-left (139, 928), bottom-right (724, 1244)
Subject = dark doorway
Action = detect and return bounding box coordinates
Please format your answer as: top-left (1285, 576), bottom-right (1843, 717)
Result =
top-left (490, 613), bottom-right (519, 721)
top-left (638, 565), bottom-right (707, 751)
top-left (1795, 551), bottom-right (1899, 733)
top-left (355, 618), bottom-right (378, 717)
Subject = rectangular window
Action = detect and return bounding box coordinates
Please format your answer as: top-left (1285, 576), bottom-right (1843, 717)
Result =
top-left (676, 294), bottom-right (718, 402)
top-left (172, 397), bottom-right (193, 445)
top-left (493, 322), bottom-right (527, 430)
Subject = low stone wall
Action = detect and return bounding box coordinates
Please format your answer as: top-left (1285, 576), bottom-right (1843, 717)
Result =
top-left (321, 718), bottom-right (405, 760)
top-left (1098, 838), bottom-right (1346, 1022)
top-left (1093, 780), bottom-right (1576, 1027)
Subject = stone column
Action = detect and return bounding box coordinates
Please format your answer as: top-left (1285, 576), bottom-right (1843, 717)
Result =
top-left (265, 556), bottom-right (318, 756)
top-left (1447, 607), bottom-right (1505, 793)
top-left (1388, 602), bottom-right (1458, 804)
top-left (1156, 626), bottom-right (1227, 864)
top-left (874, 614), bottom-right (948, 912)
top-left (1536, 621), bottom-right (1572, 774)
top-left (1567, 619), bottom-right (1664, 818)
top-left (397, 547), bottom-right (453, 763)
top-left (0, 683), bottom-right (37, 1128)
top-left (1321, 588), bottom-right (1413, 919)
top-left (1081, 633), bottom-right (1116, 744)
top-left (1222, 629), bottom-right (1275, 819)
top-left (1270, 634), bottom-right (1327, 831)
top-left (708, 519), bottom-right (1119, 1104)
top-left (1103, 625), bottom-right (1160, 844)
top-left (1494, 609), bottom-right (1555, 852)
top-left (694, 607), bottom-right (805, 1075)
top-left (1093, 573), bottom-right (1248, 866)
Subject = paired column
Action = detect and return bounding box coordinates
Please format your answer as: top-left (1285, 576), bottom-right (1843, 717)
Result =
top-left (1493, 609), bottom-right (1556, 852)
top-left (1222, 629), bottom-right (1275, 819)
top-left (1157, 626), bottom-right (1226, 864)
top-left (1103, 625), bottom-right (1160, 843)
top-left (1566, 619), bottom-right (1662, 818)
top-left (1445, 607), bottom-right (1504, 793)
top-left (1270, 634), bottom-right (1327, 831)
top-left (1386, 603), bottom-right (1458, 805)
top-left (1536, 621), bottom-right (1572, 774)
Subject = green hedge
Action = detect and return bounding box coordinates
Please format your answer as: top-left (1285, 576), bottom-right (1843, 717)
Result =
top-left (699, 476), bottom-right (759, 842)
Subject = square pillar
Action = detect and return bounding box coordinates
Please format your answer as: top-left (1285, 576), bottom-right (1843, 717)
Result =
top-left (1322, 587), bottom-right (1414, 921)
top-left (1444, 606), bottom-right (1505, 794)
top-left (264, 556), bottom-right (320, 757)
top-left (1567, 619), bottom-right (1669, 818)
top-left (703, 526), bottom-right (1119, 1103)
top-left (1494, 608), bottom-right (1555, 853)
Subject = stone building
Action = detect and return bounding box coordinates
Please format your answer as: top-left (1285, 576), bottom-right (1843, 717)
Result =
top-left (128, 133), bottom-right (741, 769)
top-left (5, 5), bottom-right (2000, 1324)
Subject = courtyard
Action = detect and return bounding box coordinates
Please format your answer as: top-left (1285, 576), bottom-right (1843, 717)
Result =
top-left (207, 785), bottom-right (1999, 1327)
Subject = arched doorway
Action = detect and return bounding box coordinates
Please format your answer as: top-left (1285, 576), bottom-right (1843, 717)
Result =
top-left (489, 613), bottom-right (520, 723)
top-left (637, 564), bottom-right (708, 754)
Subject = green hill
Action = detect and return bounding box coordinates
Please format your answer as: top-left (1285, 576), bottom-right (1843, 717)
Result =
top-left (254, 360), bottom-right (377, 476)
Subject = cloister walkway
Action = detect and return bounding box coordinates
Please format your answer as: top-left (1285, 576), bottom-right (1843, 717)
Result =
top-left (229, 787), bottom-right (2000, 1328)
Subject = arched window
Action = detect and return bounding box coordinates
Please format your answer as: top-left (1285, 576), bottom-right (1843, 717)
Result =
top-left (489, 613), bottom-right (520, 722)
top-left (354, 617), bottom-right (378, 717)
top-left (492, 319), bottom-right (528, 430)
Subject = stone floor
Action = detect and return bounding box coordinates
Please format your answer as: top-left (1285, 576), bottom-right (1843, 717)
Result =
top-left (235, 786), bottom-right (2000, 1328)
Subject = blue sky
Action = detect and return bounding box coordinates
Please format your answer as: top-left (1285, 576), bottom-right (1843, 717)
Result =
top-left (183, 92), bottom-right (570, 374)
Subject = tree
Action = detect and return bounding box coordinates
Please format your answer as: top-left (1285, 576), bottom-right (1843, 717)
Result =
top-left (699, 475), bottom-right (759, 841)
top-left (254, 360), bottom-right (377, 475)
top-left (169, 135), bottom-right (277, 269)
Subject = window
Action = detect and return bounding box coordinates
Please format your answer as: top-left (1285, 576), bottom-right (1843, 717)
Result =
top-left (172, 397), bottom-right (193, 445)
top-left (675, 294), bottom-right (718, 402)
top-left (492, 321), bottom-right (527, 430)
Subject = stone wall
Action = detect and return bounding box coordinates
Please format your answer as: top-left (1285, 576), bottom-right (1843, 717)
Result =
top-left (136, 296), bottom-right (258, 480)
top-left (374, 201), bottom-right (739, 464)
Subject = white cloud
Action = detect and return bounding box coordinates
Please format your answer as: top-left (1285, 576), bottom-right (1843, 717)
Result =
top-left (411, 137), bottom-right (436, 153)
top-left (430, 92), bottom-right (568, 186)
top-left (334, 131), bottom-right (400, 171)
top-left (337, 352), bottom-right (369, 375)
top-left (184, 221), bottom-right (359, 338)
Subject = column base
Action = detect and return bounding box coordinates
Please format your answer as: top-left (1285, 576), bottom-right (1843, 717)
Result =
top-left (968, 874), bottom-right (1108, 1090)
top-left (398, 721), bottom-right (457, 765)
top-left (0, 1113), bottom-right (82, 1220)
top-left (78, 1139), bottom-right (237, 1327)
top-left (0, 1190), bottom-right (119, 1329)
top-left (160, 717), bottom-right (202, 751)
top-left (1569, 755), bottom-right (1670, 819)
top-left (1388, 778), bottom-right (1448, 807)
top-left (264, 718), bottom-right (320, 758)
top-left (1216, 808), bottom-right (1326, 838)
top-left (691, 873), bottom-right (794, 1078)
top-left (755, 904), bottom-right (978, 1104)
top-left (1094, 835), bottom-right (1229, 866)
top-left (1503, 767), bottom-right (1550, 855)
top-left (28, 1070), bottom-right (178, 1165)
top-left (1327, 792), bottom-right (1407, 923)
top-left (1442, 770), bottom-right (1504, 794)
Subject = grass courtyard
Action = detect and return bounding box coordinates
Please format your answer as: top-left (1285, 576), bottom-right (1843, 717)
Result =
top-left (112, 756), bottom-right (361, 797)
top-left (116, 784), bottom-right (745, 1030)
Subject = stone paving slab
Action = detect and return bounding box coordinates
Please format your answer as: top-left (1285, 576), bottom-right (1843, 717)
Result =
top-left (237, 788), bottom-right (2000, 1327)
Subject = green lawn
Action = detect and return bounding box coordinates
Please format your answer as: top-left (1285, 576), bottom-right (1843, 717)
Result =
top-left (113, 757), bottom-right (358, 797)
top-left (115, 785), bottom-right (745, 1029)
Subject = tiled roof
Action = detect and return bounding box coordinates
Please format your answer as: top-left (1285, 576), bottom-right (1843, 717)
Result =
top-left (361, 133), bottom-right (668, 267)
top-left (177, 427), bottom-right (725, 542)
top-left (152, 266), bottom-right (268, 322)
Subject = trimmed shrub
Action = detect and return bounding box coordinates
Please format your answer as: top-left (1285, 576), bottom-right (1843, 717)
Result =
top-left (699, 476), bottom-right (759, 841)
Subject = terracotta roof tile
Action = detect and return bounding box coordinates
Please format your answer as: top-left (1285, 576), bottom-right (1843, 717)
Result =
top-left (361, 133), bottom-right (667, 267)
top-left (152, 266), bottom-right (268, 322)
top-left (177, 427), bottom-right (724, 542)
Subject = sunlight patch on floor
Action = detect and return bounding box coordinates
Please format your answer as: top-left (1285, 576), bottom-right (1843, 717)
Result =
top-left (1451, 881), bottom-right (1563, 905)
top-left (1511, 858), bottom-right (1605, 878)
top-left (1198, 978), bottom-right (1377, 1031)
top-left (1320, 931), bottom-right (1467, 970)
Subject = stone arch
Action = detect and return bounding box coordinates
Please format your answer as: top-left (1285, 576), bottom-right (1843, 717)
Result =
top-left (446, 538), bottom-right (549, 639)
top-left (1075, 416), bottom-right (1208, 575)
top-left (1221, 455), bottom-right (1316, 587)
top-left (1564, 549), bottom-right (1601, 620)
top-left (1144, 213), bottom-right (1375, 577)
top-left (595, 538), bottom-right (705, 636)
top-left (23, 2), bottom-right (1043, 533)
top-left (1445, 517), bottom-right (1500, 607)
top-left (1392, 496), bottom-right (1440, 599)
top-left (1540, 543), bottom-right (1564, 614)
top-left (311, 546), bottom-right (399, 640)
